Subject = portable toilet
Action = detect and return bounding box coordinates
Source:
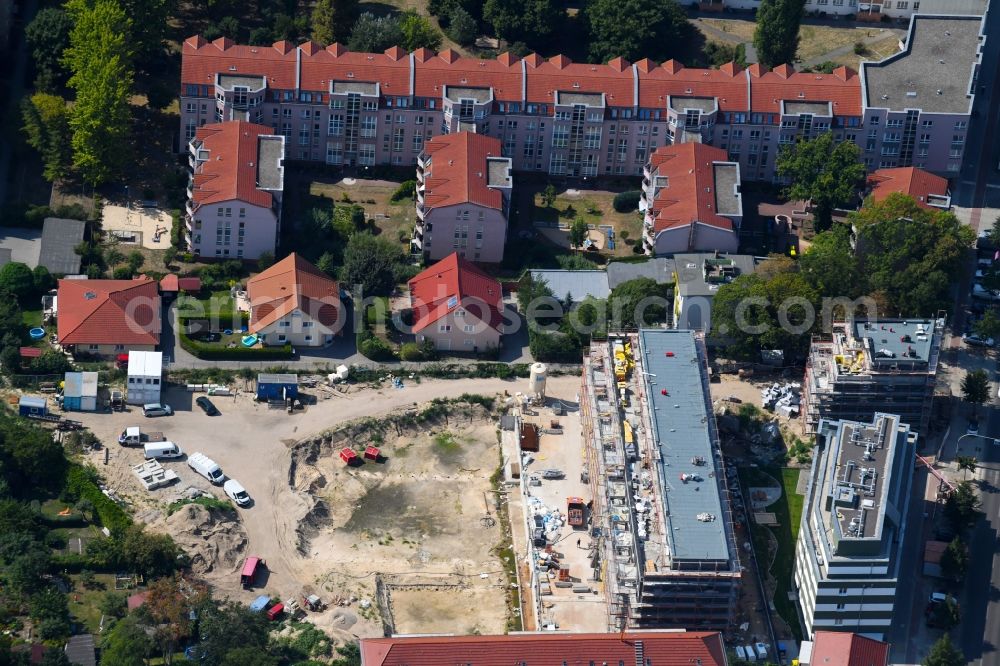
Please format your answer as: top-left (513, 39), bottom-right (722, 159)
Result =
top-left (63, 371), bottom-right (98, 411)
top-left (18, 396), bottom-right (47, 417)
top-left (256, 373), bottom-right (298, 401)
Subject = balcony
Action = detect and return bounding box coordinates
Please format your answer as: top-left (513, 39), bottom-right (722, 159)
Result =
top-left (185, 199), bottom-right (197, 216)
top-left (416, 203), bottom-right (425, 220)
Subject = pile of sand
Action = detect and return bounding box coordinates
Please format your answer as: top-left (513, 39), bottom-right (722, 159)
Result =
top-left (158, 504), bottom-right (248, 576)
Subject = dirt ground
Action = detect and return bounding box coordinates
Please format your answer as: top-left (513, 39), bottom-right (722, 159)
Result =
top-left (59, 374), bottom-right (581, 640)
top-left (711, 374), bottom-right (807, 438)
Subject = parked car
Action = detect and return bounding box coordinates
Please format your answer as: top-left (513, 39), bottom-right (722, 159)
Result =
top-left (142, 403), bottom-right (173, 417)
top-left (224, 479), bottom-right (251, 507)
top-left (963, 333), bottom-right (995, 347)
top-left (195, 396), bottom-right (220, 416)
top-left (972, 284), bottom-right (1000, 301)
top-left (540, 469), bottom-right (565, 480)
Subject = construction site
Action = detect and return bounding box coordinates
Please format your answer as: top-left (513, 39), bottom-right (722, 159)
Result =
top-left (579, 330), bottom-right (742, 631)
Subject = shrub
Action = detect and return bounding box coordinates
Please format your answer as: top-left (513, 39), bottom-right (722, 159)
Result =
top-left (178, 331), bottom-right (293, 361)
top-left (65, 466), bottom-right (130, 533)
top-left (853, 41), bottom-right (867, 55)
top-left (357, 331), bottom-right (396, 361)
top-left (612, 191), bottom-right (641, 213)
top-left (399, 339), bottom-right (438, 361)
top-left (390, 180), bottom-right (417, 202)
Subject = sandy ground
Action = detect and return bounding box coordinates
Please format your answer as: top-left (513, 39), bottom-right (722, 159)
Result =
top-left (102, 205), bottom-right (172, 250)
top-left (711, 374), bottom-right (807, 438)
top-left (65, 375), bottom-right (581, 639)
top-left (538, 227), bottom-right (606, 250)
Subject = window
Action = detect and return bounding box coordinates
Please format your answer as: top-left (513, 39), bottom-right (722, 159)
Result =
top-left (836, 602), bottom-right (846, 609)
top-left (239, 208), bottom-right (246, 218)
top-left (955, 120), bottom-right (968, 130)
top-left (114, 344), bottom-right (126, 351)
top-left (439, 324), bottom-right (451, 332)
top-left (464, 324), bottom-right (475, 333)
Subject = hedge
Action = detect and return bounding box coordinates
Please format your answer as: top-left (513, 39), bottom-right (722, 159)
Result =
top-left (65, 466), bottom-right (131, 533)
top-left (612, 190), bottom-right (642, 213)
top-left (179, 332), bottom-right (294, 360)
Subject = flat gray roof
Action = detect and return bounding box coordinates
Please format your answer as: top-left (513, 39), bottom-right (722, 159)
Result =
top-left (529, 269), bottom-right (610, 302)
top-left (852, 319), bottom-right (935, 366)
top-left (332, 81), bottom-right (378, 96)
top-left (257, 136), bottom-right (285, 192)
top-left (713, 164), bottom-right (742, 217)
top-left (607, 258), bottom-right (675, 288)
top-left (827, 415), bottom-right (898, 541)
top-left (40, 218), bottom-right (85, 275)
top-left (675, 254), bottom-right (756, 297)
top-left (555, 91), bottom-right (604, 107)
top-left (217, 74), bottom-right (265, 90)
top-left (445, 86), bottom-right (492, 103)
top-left (639, 329), bottom-right (730, 562)
top-left (669, 96), bottom-right (717, 114)
top-left (0, 227), bottom-right (42, 267)
top-left (487, 157), bottom-right (512, 189)
top-left (783, 101), bottom-right (832, 116)
top-left (862, 15), bottom-right (982, 114)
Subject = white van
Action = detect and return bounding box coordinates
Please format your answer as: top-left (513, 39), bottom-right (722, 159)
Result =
top-left (143, 442), bottom-right (182, 460)
top-left (224, 479), bottom-right (251, 506)
top-left (188, 452), bottom-right (224, 484)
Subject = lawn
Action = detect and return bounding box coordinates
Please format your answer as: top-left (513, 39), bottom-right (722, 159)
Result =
top-left (68, 572), bottom-right (117, 634)
top-left (309, 179), bottom-right (416, 251)
top-left (177, 290), bottom-right (237, 319)
top-left (22, 310), bottom-right (43, 329)
top-left (531, 188), bottom-right (645, 257)
top-left (739, 466), bottom-right (804, 641)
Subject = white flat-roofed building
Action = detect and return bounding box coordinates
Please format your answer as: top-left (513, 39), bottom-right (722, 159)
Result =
top-left (126, 351), bottom-right (163, 406)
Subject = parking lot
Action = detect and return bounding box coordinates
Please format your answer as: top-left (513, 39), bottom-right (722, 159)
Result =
top-left (65, 374), bottom-right (582, 637)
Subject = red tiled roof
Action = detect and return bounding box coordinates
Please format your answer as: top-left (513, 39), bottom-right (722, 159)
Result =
top-left (20, 347), bottom-right (42, 358)
top-left (160, 275), bottom-right (204, 292)
top-left (647, 143), bottom-right (737, 234)
top-left (408, 253), bottom-right (503, 333)
top-left (867, 167), bottom-right (949, 209)
top-left (749, 65), bottom-right (861, 116)
top-left (183, 40), bottom-right (864, 116)
top-left (159, 274), bottom-right (178, 292)
top-left (422, 132), bottom-right (505, 211)
top-left (191, 121), bottom-right (277, 209)
top-left (57, 278), bottom-right (161, 346)
top-left (246, 253), bottom-right (341, 333)
top-left (360, 630), bottom-right (728, 666)
top-left (810, 632), bottom-right (890, 666)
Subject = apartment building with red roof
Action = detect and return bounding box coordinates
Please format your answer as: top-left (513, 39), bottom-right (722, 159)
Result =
top-left (866, 166), bottom-right (951, 210)
top-left (186, 121), bottom-right (285, 260)
top-left (359, 630), bottom-right (728, 666)
top-left (57, 278), bottom-right (161, 356)
top-left (246, 253), bottom-right (343, 347)
top-left (414, 132), bottom-right (512, 263)
top-left (799, 632), bottom-right (889, 666)
top-left (641, 143), bottom-right (742, 255)
top-left (180, 15), bottom-right (982, 185)
top-left (408, 252), bottom-right (504, 352)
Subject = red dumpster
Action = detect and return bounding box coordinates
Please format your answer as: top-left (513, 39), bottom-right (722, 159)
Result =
top-left (364, 446), bottom-right (380, 461)
top-left (340, 448), bottom-right (358, 465)
top-left (266, 603), bottom-right (284, 621)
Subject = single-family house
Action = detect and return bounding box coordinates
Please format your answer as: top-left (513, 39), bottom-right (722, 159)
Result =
top-left (408, 252), bottom-right (504, 352)
top-left (642, 143), bottom-right (742, 256)
top-left (57, 277), bottom-right (160, 356)
top-left (186, 120), bottom-right (285, 260)
top-left (798, 632), bottom-right (889, 666)
top-left (413, 132), bottom-right (512, 264)
top-left (246, 253), bottom-right (342, 347)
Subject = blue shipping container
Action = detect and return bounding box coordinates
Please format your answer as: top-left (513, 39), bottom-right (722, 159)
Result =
top-left (18, 396), bottom-right (47, 416)
top-left (256, 373), bottom-right (298, 401)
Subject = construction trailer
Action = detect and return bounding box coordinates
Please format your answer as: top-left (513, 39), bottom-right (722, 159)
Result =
top-left (256, 373), bottom-right (298, 401)
top-left (62, 372), bottom-right (98, 411)
top-left (127, 351), bottom-right (163, 406)
top-left (18, 396), bottom-right (48, 417)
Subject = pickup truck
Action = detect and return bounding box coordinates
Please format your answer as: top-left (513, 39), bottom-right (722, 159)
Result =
top-left (118, 427), bottom-right (165, 447)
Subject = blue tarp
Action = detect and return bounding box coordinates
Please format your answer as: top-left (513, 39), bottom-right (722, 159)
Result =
top-left (249, 595), bottom-right (270, 612)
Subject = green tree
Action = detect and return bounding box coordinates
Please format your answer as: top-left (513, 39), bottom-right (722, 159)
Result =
top-left (101, 616), bottom-right (152, 666)
top-left (961, 369), bottom-right (990, 408)
top-left (483, 0), bottom-right (561, 44)
top-left (0, 263), bottom-right (37, 305)
top-left (930, 597), bottom-right (961, 630)
top-left (400, 11), bottom-right (442, 50)
top-left (923, 633), bottom-right (963, 666)
top-left (25, 8), bottom-right (73, 92)
top-left (348, 13), bottom-right (404, 52)
top-left (120, 0), bottom-right (171, 66)
top-left (163, 247), bottom-right (178, 268)
top-left (957, 455), bottom-right (978, 481)
top-left (753, 0), bottom-right (804, 67)
top-left (851, 194), bottom-right (974, 315)
top-left (340, 233), bottom-right (404, 297)
top-left (585, 0), bottom-right (689, 63)
top-left (973, 309), bottom-right (1000, 340)
top-left (126, 251), bottom-right (144, 273)
top-left (32, 266), bottom-right (54, 294)
top-left (799, 225), bottom-right (859, 299)
top-left (63, 0), bottom-right (134, 185)
top-left (940, 536), bottom-right (968, 581)
top-left (198, 602), bottom-right (270, 665)
top-left (447, 6), bottom-right (478, 45)
top-left (21, 93), bottom-right (72, 182)
top-left (608, 277), bottom-right (671, 328)
top-left (568, 218), bottom-right (589, 250)
top-left (311, 0), bottom-right (359, 44)
top-left (99, 591), bottom-right (129, 619)
top-left (332, 642), bottom-right (362, 666)
top-left (944, 481), bottom-right (981, 534)
top-left (541, 184), bottom-right (558, 208)
top-left (315, 252), bottom-right (338, 277)
top-left (776, 131), bottom-right (865, 229)
top-left (220, 647), bottom-right (278, 666)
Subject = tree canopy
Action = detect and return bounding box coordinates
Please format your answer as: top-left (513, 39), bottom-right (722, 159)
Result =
top-left (961, 369), bottom-right (990, 407)
top-left (483, 0), bottom-right (561, 45)
top-left (340, 233), bottom-right (405, 297)
top-left (923, 634), bottom-right (965, 666)
top-left (584, 0), bottom-right (689, 63)
top-left (944, 481), bottom-right (981, 534)
top-left (25, 8), bottom-right (73, 92)
top-left (311, 0), bottom-right (359, 45)
top-left (607, 278), bottom-right (672, 329)
top-left (22, 93), bottom-right (72, 182)
top-left (776, 131), bottom-right (865, 229)
top-left (753, 0), bottom-right (804, 67)
top-left (63, 0), bottom-right (134, 185)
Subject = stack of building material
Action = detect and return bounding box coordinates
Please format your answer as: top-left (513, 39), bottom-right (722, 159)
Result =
top-left (761, 382), bottom-right (801, 417)
top-left (132, 460), bottom-right (179, 490)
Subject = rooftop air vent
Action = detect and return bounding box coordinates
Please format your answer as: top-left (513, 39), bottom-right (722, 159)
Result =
top-left (84, 292), bottom-right (97, 300)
